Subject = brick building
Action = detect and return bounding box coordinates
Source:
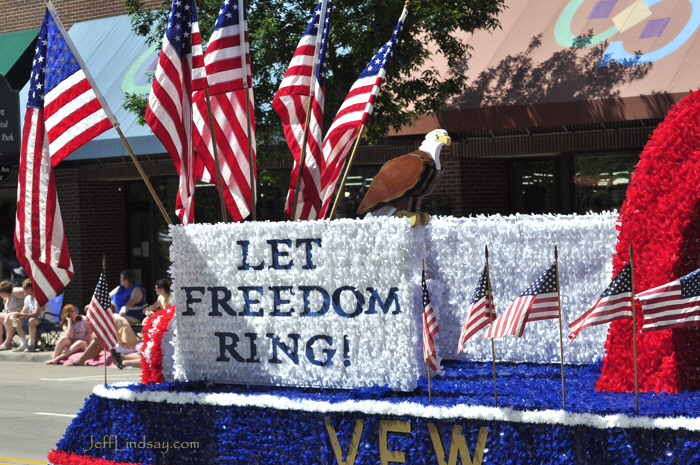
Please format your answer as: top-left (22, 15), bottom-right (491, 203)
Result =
top-left (1, 0), bottom-right (698, 305)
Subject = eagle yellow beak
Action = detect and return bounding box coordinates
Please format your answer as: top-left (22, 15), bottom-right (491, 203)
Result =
top-left (435, 134), bottom-right (451, 147)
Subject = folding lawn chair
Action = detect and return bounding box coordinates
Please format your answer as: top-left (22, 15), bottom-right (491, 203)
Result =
top-left (37, 293), bottom-right (64, 350)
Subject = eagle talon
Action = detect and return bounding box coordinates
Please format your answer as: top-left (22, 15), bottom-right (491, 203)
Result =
top-left (419, 212), bottom-right (431, 226)
top-left (394, 210), bottom-right (420, 227)
top-left (394, 210), bottom-right (422, 227)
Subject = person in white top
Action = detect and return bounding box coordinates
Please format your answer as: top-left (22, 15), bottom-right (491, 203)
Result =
top-left (4, 279), bottom-right (46, 352)
top-left (0, 280), bottom-right (26, 349)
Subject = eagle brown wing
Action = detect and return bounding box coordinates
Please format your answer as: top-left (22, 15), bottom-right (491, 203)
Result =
top-left (357, 154), bottom-right (427, 214)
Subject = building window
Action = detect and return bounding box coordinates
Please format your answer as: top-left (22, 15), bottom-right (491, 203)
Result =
top-left (510, 157), bottom-right (558, 214)
top-left (573, 152), bottom-right (638, 213)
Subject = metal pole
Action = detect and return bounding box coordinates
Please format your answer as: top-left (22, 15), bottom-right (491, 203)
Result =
top-left (103, 346), bottom-right (107, 386)
top-left (422, 258), bottom-right (433, 403)
top-left (555, 246), bottom-right (566, 410)
top-left (485, 245), bottom-right (498, 407)
top-left (328, 125), bottom-right (364, 220)
top-left (630, 244), bottom-right (639, 415)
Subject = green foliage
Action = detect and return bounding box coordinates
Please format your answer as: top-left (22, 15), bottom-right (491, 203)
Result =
top-left (122, 0), bottom-right (505, 145)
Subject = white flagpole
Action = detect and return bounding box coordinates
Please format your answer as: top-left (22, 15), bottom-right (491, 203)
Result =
top-left (44, 0), bottom-right (173, 225)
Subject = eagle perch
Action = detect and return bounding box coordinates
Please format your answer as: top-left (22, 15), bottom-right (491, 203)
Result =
top-left (357, 129), bottom-right (451, 225)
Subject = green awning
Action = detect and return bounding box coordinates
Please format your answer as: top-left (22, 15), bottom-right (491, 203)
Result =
top-left (0, 28), bottom-right (40, 91)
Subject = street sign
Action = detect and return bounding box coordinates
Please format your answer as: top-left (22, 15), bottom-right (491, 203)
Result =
top-left (0, 76), bottom-right (20, 184)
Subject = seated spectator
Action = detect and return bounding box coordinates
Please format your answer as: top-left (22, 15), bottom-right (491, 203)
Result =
top-left (69, 312), bottom-right (138, 368)
top-left (143, 278), bottom-right (173, 321)
top-left (0, 280), bottom-right (25, 349)
top-left (110, 269), bottom-right (147, 324)
top-left (45, 304), bottom-right (92, 365)
top-left (4, 279), bottom-right (47, 352)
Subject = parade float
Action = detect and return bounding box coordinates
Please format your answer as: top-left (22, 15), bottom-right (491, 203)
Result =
top-left (46, 210), bottom-right (700, 464)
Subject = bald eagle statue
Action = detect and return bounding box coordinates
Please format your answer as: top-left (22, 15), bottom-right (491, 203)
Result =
top-left (357, 129), bottom-right (451, 225)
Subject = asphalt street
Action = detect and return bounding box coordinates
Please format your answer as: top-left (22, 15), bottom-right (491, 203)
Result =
top-left (0, 354), bottom-right (140, 464)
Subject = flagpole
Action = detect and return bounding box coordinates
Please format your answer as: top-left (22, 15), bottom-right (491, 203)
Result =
top-left (291, 0), bottom-right (329, 221)
top-left (102, 254), bottom-right (107, 386)
top-left (630, 244), bottom-right (639, 415)
top-left (45, 0), bottom-right (173, 226)
top-left (485, 245), bottom-right (498, 407)
top-left (203, 90), bottom-right (229, 222)
top-left (239, 0), bottom-right (257, 220)
top-left (291, 100), bottom-right (314, 221)
top-left (328, 124), bottom-right (364, 219)
top-left (554, 245), bottom-right (567, 410)
top-left (423, 258), bottom-right (433, 403)
top-left (114, 127), bottom-right (173, 225)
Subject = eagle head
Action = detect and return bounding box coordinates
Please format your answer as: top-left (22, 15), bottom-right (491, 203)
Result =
top-left (418, 129), bottom-right (451, 170)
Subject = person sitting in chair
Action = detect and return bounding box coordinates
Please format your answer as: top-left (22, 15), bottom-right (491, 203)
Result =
top-left (111, 269), bottom-right (147, 324)
top-left (4, 279), bottom-right (47, 352)
top-left (0, 280), bottom-right (25, 349)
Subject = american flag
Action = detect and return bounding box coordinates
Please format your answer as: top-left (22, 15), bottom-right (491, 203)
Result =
top-left (422, 269), bottom-right (439, 371)
top-left (203, 0), bottom-right (252, 94)
top-left (318, 5), bottom-right (407, 218)
top-left (568, 262), bottom-right (633, 343)
top-left (637, 268), bottom-right (700, 332)
top-left (193, 0), bottom-right (256, 221)
top-left (483, 263), bottom-right (560, 338)
top-left (86, 270), bottom-right (118, 349)
top-left (146, 0), bottom-right (206, 225)
top-left (272, 0), bottom-right (332, 220)
top-left (457, 265), bottom-right (496, 353)
top-left (15, 8), bottom-right (113, 306)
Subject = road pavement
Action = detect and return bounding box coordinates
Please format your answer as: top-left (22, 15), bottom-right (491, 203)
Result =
top-left (0, 351), bottom-right (140, 464)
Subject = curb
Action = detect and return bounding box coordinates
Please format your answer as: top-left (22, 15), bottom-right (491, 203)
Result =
top-left (0, 349), bottom-right (52, 363)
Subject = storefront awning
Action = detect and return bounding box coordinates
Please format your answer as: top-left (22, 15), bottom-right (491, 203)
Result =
top-left (19, 14), bottom-right (163, 160)
top-left (0, 28), bottom-right (40, 91)
top-left (397, 0), bottom-right (700, 135)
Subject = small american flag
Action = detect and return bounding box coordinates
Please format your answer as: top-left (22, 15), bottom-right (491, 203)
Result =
top-left (86, 270), bottom-right (118, 349)
top-left (272, 0), bottom-right (332, 220)
top-left (146, 0), bottom-right (206, 224)
top-left (318, 5), bottom-right (407, 218)
top-left (193, 0), bottom-right (256, 221)
top-left (483, 263), bottom-right (560, 338)
top-left (422, 269), bottom-right (439, 371)
top-left (15, 8), bottom-right (113, 306)
top-left (457, 265), bottom-right (496, 353)
top-left (568, 262), bottom-right (633, 343)
top-left (637, 268), bottom-right (700, 332)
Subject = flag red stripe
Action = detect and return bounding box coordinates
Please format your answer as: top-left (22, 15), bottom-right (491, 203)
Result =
top-left (193, 90), bottom-right (255, 221)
